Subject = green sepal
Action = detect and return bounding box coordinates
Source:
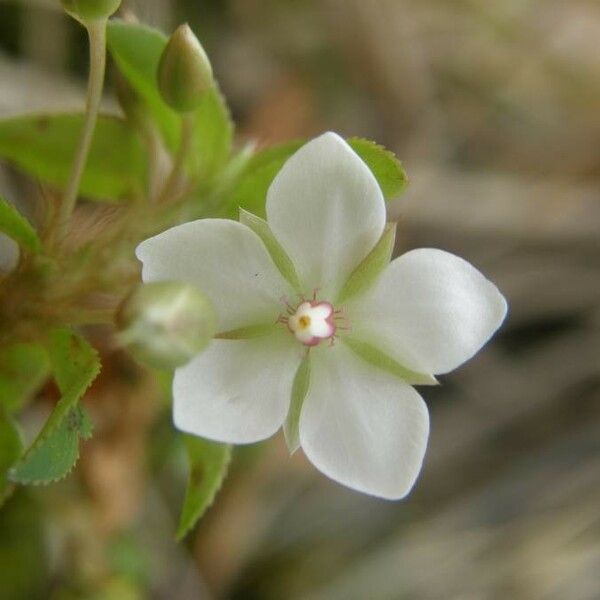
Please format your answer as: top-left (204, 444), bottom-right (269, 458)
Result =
top-left (215, 323), bottom-right (277, 340)
top-left (176, 435), bottom-right (232, 540)
top-left (337, 223), bottom-right (396, 304)
top-left (284, 352), bottom-right (311, 453)
top-left (9, 329), bottom-right (100, 485)
top-left (342, 337), bottom-right (438, 386)
top-left (61, 0), bottom-right (120, 22)
top-left (9, 406), bottom-right (93, 485)
top-left (239, 208), bottom-right (303, 292)
top-left (0, 113), bottom-right (147, 201)
top-left (0, 343), bottom-right (50, 413)
top-left (0, 197), bottom-right (41, 254)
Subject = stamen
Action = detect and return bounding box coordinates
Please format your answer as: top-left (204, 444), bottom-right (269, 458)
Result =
top-left (277, 293), bottom-right (349, 347)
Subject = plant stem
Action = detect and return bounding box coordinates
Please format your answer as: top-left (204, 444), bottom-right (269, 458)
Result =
top-left (58, 18), bottom-right (107, 238)
top-left (153, 112), bottom-right (195, 204)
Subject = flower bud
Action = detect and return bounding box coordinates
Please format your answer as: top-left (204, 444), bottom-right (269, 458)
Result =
top-left (61, 0), bottom-right (121, 22)
top-left (117, 281), bottom-right (216, 369)
top-left (158, 24), bottom-right (213, 113)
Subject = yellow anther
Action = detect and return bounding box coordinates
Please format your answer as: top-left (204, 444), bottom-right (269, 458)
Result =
top-left (298, 315), bottom-right (311, 329)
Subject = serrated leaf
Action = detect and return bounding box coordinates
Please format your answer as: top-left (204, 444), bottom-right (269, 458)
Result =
top-left (0, 113), bottom-right (146, 201)
top-left (337, 223), bottom-right (396, 303)
top-left (348, 137), bottom-right (408, 200)
top-left (226, 137), bottom-right (406, 218)
top-left (0, 342), bottom-right (50, 413)
top-left (9, 405), bottom-right (92, 485)
top-left (283, 353), bottom-right (311, 453)
top-left (107, 20), bottom-right (233, 178)
top-left (239, 208), bottom-right (302, 292)
top-left (9, 329), bottom-right (100, 485)
top-left (0, 196), bottom-right (41, 253)
top-left (177, 435), bottom-right (232, 540)
top-left (342, 337), bottom-right (438, 386)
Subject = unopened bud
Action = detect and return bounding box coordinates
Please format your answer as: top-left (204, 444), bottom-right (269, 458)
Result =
top-left (117, 281), bottom-right (216, 369)
top-left (61, 0), bottom-right (121, 22)
top-left (158, 24), bottom-right (213, 113)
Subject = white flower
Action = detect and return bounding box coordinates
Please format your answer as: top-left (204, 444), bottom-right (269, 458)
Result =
top-left (136, 132), bottom-right (507, 499)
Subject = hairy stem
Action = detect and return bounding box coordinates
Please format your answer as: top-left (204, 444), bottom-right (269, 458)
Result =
top-left (58, 19), bottom-right (107, 238)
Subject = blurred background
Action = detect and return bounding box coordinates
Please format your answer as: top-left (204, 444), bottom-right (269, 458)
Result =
top-left (1, 0), bottom-right (600, 598)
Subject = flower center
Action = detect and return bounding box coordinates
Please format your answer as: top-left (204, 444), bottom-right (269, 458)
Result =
top-left (298, 315), bottom-right (311, 329)
top-left (278, 294), bottom-right (347, 347)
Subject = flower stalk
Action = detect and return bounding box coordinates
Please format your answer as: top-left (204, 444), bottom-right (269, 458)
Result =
top-left (57, 18), bottom-right (108, 239)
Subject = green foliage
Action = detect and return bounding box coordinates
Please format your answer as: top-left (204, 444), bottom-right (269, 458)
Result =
top-left (176, 435), bottom-right (232, 540)
top-left (0, 196), bottom-right (41, 253)
top-left (9, 406), bottom-right (92, 485)
top-left (347, 137), bottom-right (408, 200)
top-left (239, 208), bottom-right (302, 292)
top-left (337, 223), bottom-right (396, 303)
top-left (0, 490), bottom-right (49, 599)
top-left (0, 113), bottom-right (146, 201)
top-left (227, 140), bottom-right (303, 218)
top-left (227, 138), bottom-right (407, 218)
top-left (10, 329), bottom-right (100, 485)
top-left (107, 20), bottom-right (232, 179)
top-left (0, 407), bottom-right (22, 499)
top-left (0, 342), bottom-right (50, 413)
top-left (342, 337), bottom-right (438, 386)
top-left (284, 353), bottom-right (311, 453)
top-left (108, 533), bottom-right (151, 587)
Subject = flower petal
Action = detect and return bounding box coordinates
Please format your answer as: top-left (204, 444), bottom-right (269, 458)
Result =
top-left (136, 219), bottom-right (293, 332)
top-left (173, 332), bottom-right (304, 444)
top-left (266, 132), bottom-right (386, 299)
top-left (299, 344), bottom-right (429, 499)
top-left (347, 248), bottom-right (508, 375)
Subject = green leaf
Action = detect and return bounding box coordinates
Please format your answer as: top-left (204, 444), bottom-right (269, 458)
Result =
top-left (9, 329), bottom-right (100, 485)
top-left (0, 409), bottom-right (22, 475)
top-left (0, 197), bottom-right (41, 253)
top-left (283, 353), bottom-right (311, 453)
top-left (107, 20), bottom-right (232, 178)
top-left (108, 19), bottom-right (179, 149)
top-left (0, 408), bottom-right (22, 500)
top-left (0, 113), bottom-right (146, 201)
top-left (9, 405), bottom-right (92, 485)
top-left (348, 137), bottom-right (408, 200)
top-left (0, 342), bottom-right (50, 413)
top-left (342, 337), bottom-right (438, 386)
top-left (177, 435), bottom-right (232, 540)
top-left (337, 223), bottom-right (396, 303)
top-left (226, 138), bottom-right (406, 218)
top-left (239, 208), bottom-right (302, 292)
top-left (227, 140), bottom-right (303, 218)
